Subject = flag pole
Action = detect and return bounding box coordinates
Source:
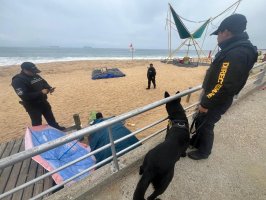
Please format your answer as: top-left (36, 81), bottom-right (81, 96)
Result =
top-left (131, 48), bottom-right (134, 60)
top-left (129, 43), bottom-right (134, 61)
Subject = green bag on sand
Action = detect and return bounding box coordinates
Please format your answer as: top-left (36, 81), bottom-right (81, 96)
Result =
top-left (88, 111), bottom-right (98, 124)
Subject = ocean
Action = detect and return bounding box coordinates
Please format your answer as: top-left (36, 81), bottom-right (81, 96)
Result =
top-left (0, 47), bottom-right (208, 67)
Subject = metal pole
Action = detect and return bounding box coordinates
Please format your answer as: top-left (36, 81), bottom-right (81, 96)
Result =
top-left (108, 127), bottom-right (120, 171)
top-left (169, 6), bottom-right (172, 59)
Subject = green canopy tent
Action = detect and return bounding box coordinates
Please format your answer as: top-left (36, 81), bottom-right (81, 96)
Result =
top-left (167, 4), bottom-right (211, 65)
top-left (169, 5), bottom-right (210, 39)
top-left (165, 1), bottom-right (242, 66)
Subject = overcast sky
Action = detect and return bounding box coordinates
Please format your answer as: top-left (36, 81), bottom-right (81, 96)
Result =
top-left (0, 0), bottom-right (265, 49)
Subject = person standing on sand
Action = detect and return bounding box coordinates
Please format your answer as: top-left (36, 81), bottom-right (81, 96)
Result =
top-left (188, 14), bottom-right (258, 160)
top-left (11, 62), bottom-right (65, 130)
top-left (146, 63), bottom-right (156, 89)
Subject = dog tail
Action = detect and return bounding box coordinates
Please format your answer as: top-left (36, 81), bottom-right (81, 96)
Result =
top-left (133, 170), bottom-right (152, 200)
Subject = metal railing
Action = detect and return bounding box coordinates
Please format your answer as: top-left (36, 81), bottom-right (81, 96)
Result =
top-left (0, 62), bottom-right (265, 200)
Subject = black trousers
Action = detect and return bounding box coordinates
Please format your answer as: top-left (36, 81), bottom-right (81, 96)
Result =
top-left (190, 98), bottom-right (233, 156)
top-left (22, 100), bottom-right (59, 127)
top-left (147, 76), bottom-right (156, 88)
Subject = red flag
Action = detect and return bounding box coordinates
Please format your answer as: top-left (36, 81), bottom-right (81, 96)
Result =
top-left (129, 43), bottom-right (133, 48)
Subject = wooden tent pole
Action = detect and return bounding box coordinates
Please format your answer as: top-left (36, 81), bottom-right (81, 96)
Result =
top-left (190, 38), bottom-right (200, 62)
top-left (169, 8), bottom-right (172, 59)
top-left (168, 38), bottom-right (189, 59)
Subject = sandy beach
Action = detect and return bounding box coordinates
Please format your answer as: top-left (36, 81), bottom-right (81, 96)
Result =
top-left (0, 60), bottom-right (207, 143)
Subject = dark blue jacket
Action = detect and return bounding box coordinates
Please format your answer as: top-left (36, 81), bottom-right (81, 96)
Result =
top-left (201, 32), bottom-right (258, 109)
top-left (11, 72), bottom-right (52, 103)
top-left (147, 66), bottom-right (156, 78)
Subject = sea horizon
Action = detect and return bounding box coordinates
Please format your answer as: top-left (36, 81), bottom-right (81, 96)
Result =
top-left (0, 46), bottom-right (212, 67)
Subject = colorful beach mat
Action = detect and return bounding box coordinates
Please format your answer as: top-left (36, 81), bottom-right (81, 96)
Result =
top-left (25, 125), bottom-right (96, 184)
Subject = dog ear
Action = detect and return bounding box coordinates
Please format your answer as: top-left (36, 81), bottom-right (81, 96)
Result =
top-left (164, 91), bottom-right (170, 98)
top-left (176, 91), bottom-right (181, 102)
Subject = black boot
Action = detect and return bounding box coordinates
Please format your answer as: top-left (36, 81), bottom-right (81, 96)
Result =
top-left (57, 126), bottom-right (66, 131)
top-left (188, 150), bottom-right (209, 160)
top-left (52, 124), bottom-right (66, 131)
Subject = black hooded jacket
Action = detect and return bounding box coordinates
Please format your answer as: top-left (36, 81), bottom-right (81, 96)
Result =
top-left (201, 32), bottom-right (258, 109)
top-left (11, 72), bottom-right (52, 103)
top-left (147, 66), bottom-right (156, 78)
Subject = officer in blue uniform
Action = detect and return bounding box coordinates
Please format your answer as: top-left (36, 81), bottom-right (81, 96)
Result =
top-left (11, 62), bottom-right (65, 130)
top-left (146, 63), bottom-right (156, 89)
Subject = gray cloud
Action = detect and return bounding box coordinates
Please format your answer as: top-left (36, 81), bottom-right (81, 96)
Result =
top-left (0, 0), bottom-right (265, 49)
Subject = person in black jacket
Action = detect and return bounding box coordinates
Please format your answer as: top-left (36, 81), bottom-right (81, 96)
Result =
top-left (11, 62), bottom-right (65, 130)
top-left (146, 63), bottom-right (156, 89)
top-left (188, 14), bottom-right (258, 160)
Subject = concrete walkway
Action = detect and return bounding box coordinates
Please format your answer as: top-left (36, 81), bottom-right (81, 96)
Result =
top-left (49, 88), bottom-right (266, 200)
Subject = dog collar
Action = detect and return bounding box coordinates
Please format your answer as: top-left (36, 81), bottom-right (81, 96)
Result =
top-left (168, 119), bottom-right (188, 129)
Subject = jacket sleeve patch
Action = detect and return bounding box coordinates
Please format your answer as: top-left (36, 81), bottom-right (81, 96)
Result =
top-left (15, 88), bottom-right (23, 96)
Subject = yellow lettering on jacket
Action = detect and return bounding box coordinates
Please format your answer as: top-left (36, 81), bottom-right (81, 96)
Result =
top-left (206, 62), bottom-right (229, 99)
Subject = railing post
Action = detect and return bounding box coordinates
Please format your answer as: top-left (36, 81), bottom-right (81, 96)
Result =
top-left (108, 127), bottom-right (120, 171)
top-left (186, 87), bottom-right (192, 103)
top-left (73, 114), bottom-right (81, 130)
top-left (73, 114), bottom-right (84, 141)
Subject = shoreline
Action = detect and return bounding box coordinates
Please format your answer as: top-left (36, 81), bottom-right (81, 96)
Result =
top-left (0, 47), bottom-right (212, 67)
top-left (0, 59), bottom-right (207, 143)
top-left (0, 58), bottom-right (166, 68)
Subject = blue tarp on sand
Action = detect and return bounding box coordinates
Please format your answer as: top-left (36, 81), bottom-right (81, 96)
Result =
top-left (89, 118), bottom-right (140, 163)
top-left (92, 68), bottom-right (125, 80)
top-left (25, 125), bottom-right (96, 184)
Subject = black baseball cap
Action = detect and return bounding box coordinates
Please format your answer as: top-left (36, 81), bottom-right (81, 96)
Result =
top-left (21, 62), bottom-right (41, 73)
top-left (211, 14), bottom-right (247, 35)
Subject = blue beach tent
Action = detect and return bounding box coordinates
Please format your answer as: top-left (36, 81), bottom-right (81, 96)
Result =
top-left (89, 118), bottom-right (140, 164)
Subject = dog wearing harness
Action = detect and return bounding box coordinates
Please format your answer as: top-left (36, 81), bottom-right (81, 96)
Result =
top-left (133, 91), bottom-right (190, 200)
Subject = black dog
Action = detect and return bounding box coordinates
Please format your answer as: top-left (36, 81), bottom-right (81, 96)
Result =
top-left (133, 91), bottom-right (190, 200)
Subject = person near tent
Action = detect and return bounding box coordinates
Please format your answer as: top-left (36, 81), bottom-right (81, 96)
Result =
top-left (11, 62), bottom-right (65, 130)
top-left (188, 14), bottom-right (258, 160)
top-left (146, 63), bottom-right (156, 89)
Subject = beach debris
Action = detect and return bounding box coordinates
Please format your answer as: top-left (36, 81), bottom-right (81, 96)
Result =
top-left (126, 122), bottom-right (135, 127)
